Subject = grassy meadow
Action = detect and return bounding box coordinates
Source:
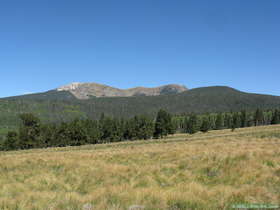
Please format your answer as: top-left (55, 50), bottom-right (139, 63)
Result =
top-left (0, 125), bottom-right (280, 209)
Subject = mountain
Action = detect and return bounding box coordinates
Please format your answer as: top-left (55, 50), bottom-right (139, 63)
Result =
top-left (1, 85), bottom-right (280, 132)
top-left (56, 82), bottom-right (188, 99)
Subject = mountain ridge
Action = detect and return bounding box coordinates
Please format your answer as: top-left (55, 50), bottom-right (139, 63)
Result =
top-left (1, 85), bottom-right (280, 131)
top-left (55, 82), bottom-right (188, 99)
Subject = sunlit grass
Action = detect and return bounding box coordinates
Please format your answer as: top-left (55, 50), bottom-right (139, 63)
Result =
top-left (0, 125), bottom-right (280, 209)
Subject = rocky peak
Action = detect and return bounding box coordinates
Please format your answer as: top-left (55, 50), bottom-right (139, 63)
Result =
top-left (57, 82), bottom-right (83, 91)
top-left (56, 82), bottom-right (188, 99)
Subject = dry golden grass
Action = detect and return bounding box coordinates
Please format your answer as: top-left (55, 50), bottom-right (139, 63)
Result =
top-left (0, 125), bottom-right (280, 210)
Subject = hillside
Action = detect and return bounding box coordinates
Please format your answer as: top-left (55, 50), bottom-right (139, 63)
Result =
top-left (0, 125), bottom-right (279, 209)
top-left (1, 86), bottom-right (280, 130)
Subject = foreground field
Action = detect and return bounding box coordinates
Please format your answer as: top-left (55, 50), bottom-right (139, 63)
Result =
top-left (0, 125), bottom-right (280, 210)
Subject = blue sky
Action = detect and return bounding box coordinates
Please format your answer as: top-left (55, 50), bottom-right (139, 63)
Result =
top-left (0, 0), bottom-right (279, 97)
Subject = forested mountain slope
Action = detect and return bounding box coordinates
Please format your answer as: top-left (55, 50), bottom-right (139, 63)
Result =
top-left (1, 86), bottom-right (280, 130)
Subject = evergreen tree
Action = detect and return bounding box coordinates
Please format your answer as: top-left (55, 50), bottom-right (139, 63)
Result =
top-left (83, 119), bottom-right (101, 144)
top-left (154, 109), bottom-right (172, 138)
top-left (3, 131), bottom-right (19, 151)
top-left (224, 113), bottom-right (233, 129)
top-left (215, 113), bottom-right (223, 130)
top-left (67, 119), bottom-right (89, 146)
top-left (18, 113), bottom-right (41, 149)
top-left (271, 109), bottom-right (280, 125)
top-left (254, 108), bottom-right (264, 126)
top-left (124, 118), bottom-right (137, 140)
top-left (118, 118), bottom-right (126, 141)
top-left (111, 118), bottom-right (123, 142)
top-left (240, 110), bottom-right (248, 128)
top-left (185, 113), bottom-right (198, 134)
top-left (233, 112), bottom-right (241, 129)
top-left (200, 117), bottom-right (210, 133)
top-left (19, 113), bottom-right (40, 127)
top-left (39, 124), bottom-right (56, 148)
top-left (53, 122), bottom-right (70, 147)
top-left (135, 115), bottom-right (154, 140)
top-left (100, 116), bottom-right (114, 142)
top-left (99, 113), bottom-right (106, 141)
top-left (167, 115), bottom-right (176, 135)
top-left (208, 114), bottom-right (216, 130)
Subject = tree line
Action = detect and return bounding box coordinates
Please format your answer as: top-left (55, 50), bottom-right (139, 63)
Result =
top-left (1, 108), bottom-right (280, 151)
top-left (180, 108), bottom-right (280, 134)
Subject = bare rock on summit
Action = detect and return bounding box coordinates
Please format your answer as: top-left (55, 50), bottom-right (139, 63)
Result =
top-left (56, 82), bottom-right (188, 99)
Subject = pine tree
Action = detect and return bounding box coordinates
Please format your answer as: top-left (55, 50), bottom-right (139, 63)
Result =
top-left (233, 112), bottom-right (241, 129)
top-left (39, 124), bottom-right (56, 148)
top-left (135, 115), bottom-right (154, 140)
top-left (208, 114), bottom-right (216, 130)
top-left (111, 118), bottom-right (123, 142)
top-left (167, 114), bottom-right (176, 135)
top-left (215, 113), bottom-right (223, 130)
top-left (224, 113), bottom-right (233, 129)
top-left (154, 109), bottom-right (171, 138)
top-left (67, 119), bottom-right (89, 146)
top-left (124, 118), bottom-right (136, 140)
top-left (118, 118), bottom-right (126, 141)
top-left (271, 109), bottom-right (280, 125)
top-left (53, 122), bottom-right (70, 147)
top-left (83, 119), bottom-right (101, 144)
top-left (240, 110), bottom-right (248, 128)
top-left (254, 108), bottom-right (264, 126)
top-left (185, 114), bottom-right (198, 134)
top-left (200, 117), bottom-right (210, 133)
top-left (99, 113), bottom-right (106, 141)
top-left (18, 113), bottom-right (41, 149)
top-left (100, 116), bottom-right (115, 142)
top-left (3, 131), bottom-right (19, 151)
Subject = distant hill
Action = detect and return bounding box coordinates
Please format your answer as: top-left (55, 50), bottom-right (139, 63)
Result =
top-left (0, 85), bottom-right (280, 131)
top-left (5, 83), bottom-right (188, 101)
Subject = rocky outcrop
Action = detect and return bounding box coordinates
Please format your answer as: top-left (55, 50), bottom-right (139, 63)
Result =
top-left (56, 82), bottom-right (188, 99)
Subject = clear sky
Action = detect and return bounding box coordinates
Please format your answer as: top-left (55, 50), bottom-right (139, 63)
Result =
top-left (0, 0), bottom-right (279, 97)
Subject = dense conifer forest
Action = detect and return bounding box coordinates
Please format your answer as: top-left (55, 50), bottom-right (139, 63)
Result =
top-left (1, 108), bottom-right (280, 151)
top-left (1, 86), bottom-right (280, 132)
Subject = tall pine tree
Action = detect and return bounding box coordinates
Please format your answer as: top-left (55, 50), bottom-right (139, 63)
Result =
top-left (18, 113), bottom-right (41, 149)
top-left (215, 113), bottom-right (223, 130)
top-left (271, 109), bottom-right (280, 124)
top-left (254, 108), bottom-right (264, 126)
top-left (200, 117), bottom-right (210, 133)
top-left (185, 113), bottom-right (198, 134)
top-left (154, 109), bottom-right (172, 138)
